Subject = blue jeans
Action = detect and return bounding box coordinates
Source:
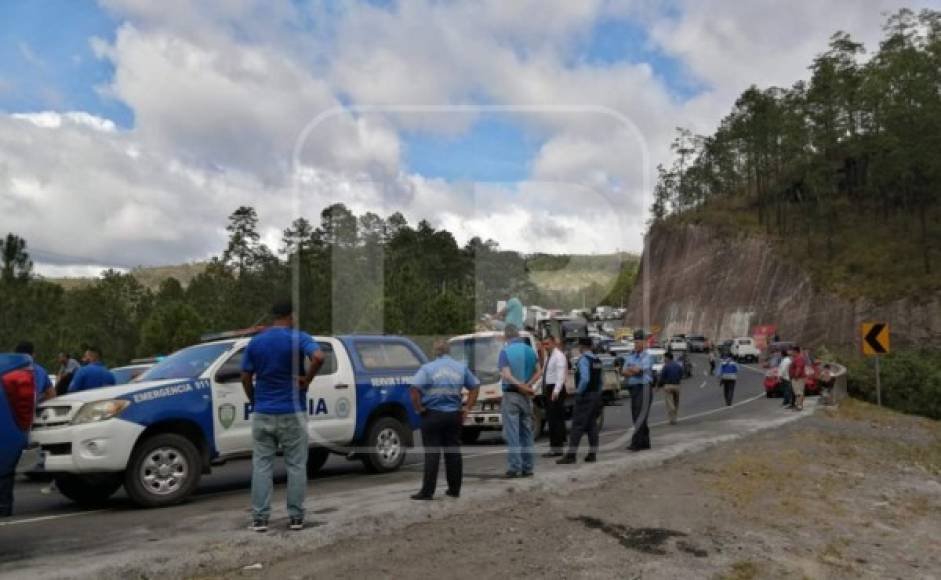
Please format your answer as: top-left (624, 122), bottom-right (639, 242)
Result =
top-left (251, 412), bottom-right (308, 521)
top-left (501, 391), bottom-right (534, 474)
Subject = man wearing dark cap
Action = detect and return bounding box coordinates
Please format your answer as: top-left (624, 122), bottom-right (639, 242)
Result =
top-left (557, 337), bottom-right (604, 464)
top-left (241, 300), bottom-right (325, 532)
top-left (622, 330), bottom-right (653, 451)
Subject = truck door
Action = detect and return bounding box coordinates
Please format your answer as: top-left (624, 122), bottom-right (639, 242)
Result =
top-left (306, 338), bottom-right (356, 447)
top-left (210, 347), bottom-right (253, 456)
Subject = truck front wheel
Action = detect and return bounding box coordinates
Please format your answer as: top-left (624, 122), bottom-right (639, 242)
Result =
top-left (460, 428), bottom-right (481, 444)
top-left (362, 417), bottom-right (409, 473)
top-left (55, 473), bottom-right (122, 506)
top-left (124, 433), bottom-right (202, 508)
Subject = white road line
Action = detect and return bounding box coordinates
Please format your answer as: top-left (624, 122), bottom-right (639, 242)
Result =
top-left (0, 509), bottom-right (109, 527)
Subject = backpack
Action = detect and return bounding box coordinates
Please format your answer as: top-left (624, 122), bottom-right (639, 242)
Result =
top-left (0, 354), bottom-right (34, 474)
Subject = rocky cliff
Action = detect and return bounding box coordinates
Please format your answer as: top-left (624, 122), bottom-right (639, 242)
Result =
top-left (625, 223), bottom-right (941, 351)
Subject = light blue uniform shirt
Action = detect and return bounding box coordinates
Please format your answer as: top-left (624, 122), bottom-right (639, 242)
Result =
top-left (411, 355), bottom-right (480, 412)
top-left (498, 338), bottom-right (537, 392)
top-left (623, 350), bottom-right (653, 386)
top-left (576, 352), bottom-right (599, 394)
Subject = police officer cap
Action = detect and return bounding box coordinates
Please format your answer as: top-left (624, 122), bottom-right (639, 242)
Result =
top-left (578, 337), bottom-right (593, 347)
top-left (633, 329), bottom-right (646, 341)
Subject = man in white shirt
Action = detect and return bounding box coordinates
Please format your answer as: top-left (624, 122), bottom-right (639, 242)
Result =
top-left (540, 335), bottom-right (569, 457)
top-left (778, 351), bottom-right (794, 408)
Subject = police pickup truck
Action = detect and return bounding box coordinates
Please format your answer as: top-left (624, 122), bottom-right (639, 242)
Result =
top-left (31, 332), bottom-right (427, 507)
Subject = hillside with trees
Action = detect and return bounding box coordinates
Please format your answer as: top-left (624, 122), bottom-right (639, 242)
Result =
top-left (0, 206), bottom-right (636, 368)
top-left (650, 9), bottom-right (940, 302)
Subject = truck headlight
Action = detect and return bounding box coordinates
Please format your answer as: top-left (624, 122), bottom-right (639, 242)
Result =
top-left (72, 399), bottom-right (131, 425)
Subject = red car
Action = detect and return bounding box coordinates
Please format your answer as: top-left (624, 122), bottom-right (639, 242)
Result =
top-left (763, 361), bottom-right (821, 397)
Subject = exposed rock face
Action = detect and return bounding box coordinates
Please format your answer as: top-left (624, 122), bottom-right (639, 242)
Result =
top-left (625, 223), bottom-right (941, 350)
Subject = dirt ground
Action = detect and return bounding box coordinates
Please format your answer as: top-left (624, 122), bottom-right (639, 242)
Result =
top-left (202, 400), bottom-right (941, 580)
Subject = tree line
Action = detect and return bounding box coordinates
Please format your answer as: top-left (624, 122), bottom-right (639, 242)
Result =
top-left (0, 205), bottom-right (635, 369)
top-left (650, 9), bottom-right (941, 283)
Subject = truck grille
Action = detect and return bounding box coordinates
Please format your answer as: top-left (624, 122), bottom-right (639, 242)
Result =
top-left (33, 405), bottom-right (76, 429)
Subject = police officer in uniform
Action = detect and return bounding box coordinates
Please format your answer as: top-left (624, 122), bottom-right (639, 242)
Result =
top-left (557, 337), bottom-right (604, 464)
top-left (410, 340), bottom-right (480, 500)
top-left (623, 330), bottom-right (653, 451)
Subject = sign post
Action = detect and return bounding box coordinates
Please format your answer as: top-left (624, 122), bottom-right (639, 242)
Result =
top-left (861, 322), bottom-right (890, 406)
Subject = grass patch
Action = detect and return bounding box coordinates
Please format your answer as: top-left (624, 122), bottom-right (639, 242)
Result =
top-left (717, 560), bottom-right (761, 580)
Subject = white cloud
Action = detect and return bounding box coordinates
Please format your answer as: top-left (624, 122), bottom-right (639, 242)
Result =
top-left (0, 0), bottom-right (916, 274)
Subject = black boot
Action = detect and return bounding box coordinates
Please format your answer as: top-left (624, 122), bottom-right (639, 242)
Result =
top-left (556, 454), bottom-right (577, 465)
top-left (584, 453), bottom-right (597, 463)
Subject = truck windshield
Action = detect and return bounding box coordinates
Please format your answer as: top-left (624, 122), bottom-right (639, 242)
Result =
top-left (449, 336), bottom-right (508, 384)
top-left (136, 342), bottom-right (234, 382)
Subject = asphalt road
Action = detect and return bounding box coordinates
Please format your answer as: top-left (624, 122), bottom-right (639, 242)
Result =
top-left (0, 354), bottom-right (777, 570)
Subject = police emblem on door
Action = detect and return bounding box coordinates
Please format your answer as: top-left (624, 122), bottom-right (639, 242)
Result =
top-left (218, 403), bottom-right (237, 429)
top-left (336, 397), bottom-right (351, 419)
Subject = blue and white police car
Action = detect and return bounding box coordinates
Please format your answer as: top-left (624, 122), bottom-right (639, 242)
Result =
top-left (30, 331), bottom-right (427, 507)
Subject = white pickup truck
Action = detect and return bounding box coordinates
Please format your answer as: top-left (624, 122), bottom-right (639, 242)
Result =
top-left (731, 337), bottom-right (761, 363)
top-left (448, 331), bottom-right (605, 443)
top-left (31, 332), bottom-right (427, 507)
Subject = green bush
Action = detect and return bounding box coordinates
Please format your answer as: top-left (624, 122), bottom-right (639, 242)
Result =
top-left (845, 349), bottom-right (941, 420)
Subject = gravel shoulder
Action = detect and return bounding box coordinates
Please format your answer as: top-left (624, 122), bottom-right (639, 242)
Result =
top-left (201, 400), bottom-right (941, 580)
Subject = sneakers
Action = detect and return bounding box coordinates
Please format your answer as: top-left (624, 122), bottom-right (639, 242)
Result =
top-left (410, 492), bottom-right (434, 500)
top-left (556, 455), bottom-right (577, 465)
top-left (521, 471), bottom-right (534, 478)
top-left (250, 519), bottom-right (268, 533)
top-left (542, 451), bottom-right (563, 458)
top-left (503, 471), bottom-right (521, 479)
top-left (289, 518), bottom-right (304, 531)
top-left (584, 453), bottom-right (597, 463)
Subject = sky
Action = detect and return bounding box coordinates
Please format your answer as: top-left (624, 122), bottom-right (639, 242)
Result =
top-left (0, 0), bottom-right (934, 276)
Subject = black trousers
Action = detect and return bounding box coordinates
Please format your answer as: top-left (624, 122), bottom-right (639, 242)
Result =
top-left (0, 449), bottom-right (23, 517)
top-left (419, 410), bottom-right (462, 496)
top-left (721, 379), bottom-right (736, 406)
top-left (543, 383), bottom-right (567, 453)
top-left (628, 384), bottom-right (652, 449)
top-left (567, 391), bottom-right (602, 455)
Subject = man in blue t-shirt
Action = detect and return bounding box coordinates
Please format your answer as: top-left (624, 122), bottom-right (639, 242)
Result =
top-left (497, 325), bottom-right (540, 478)
top-left (241, 300), bottom-right (324, 532)
top-left (69, 347), bottom-right (116, 393)
top-left (409, 340), bottom-right (480, 500)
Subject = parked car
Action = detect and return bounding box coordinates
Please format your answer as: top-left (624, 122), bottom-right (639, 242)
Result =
top-left (763, 341), bottom-right (795, 367)
top-left (731, 337), bottom-right (760, 363)
top-left (763, 361), bottom-right (822, 398)
top-left (686, 335), bottom-right (708, 353)
top-left (717, 339), bottom-right (734, 358)
top-left (647, 348), bottom-right (667, 383)
top-left (667, 337), bottom-right (689, 353)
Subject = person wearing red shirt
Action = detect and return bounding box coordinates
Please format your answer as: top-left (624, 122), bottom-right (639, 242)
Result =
top-left (790, 346), bottom-right (807, 411)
